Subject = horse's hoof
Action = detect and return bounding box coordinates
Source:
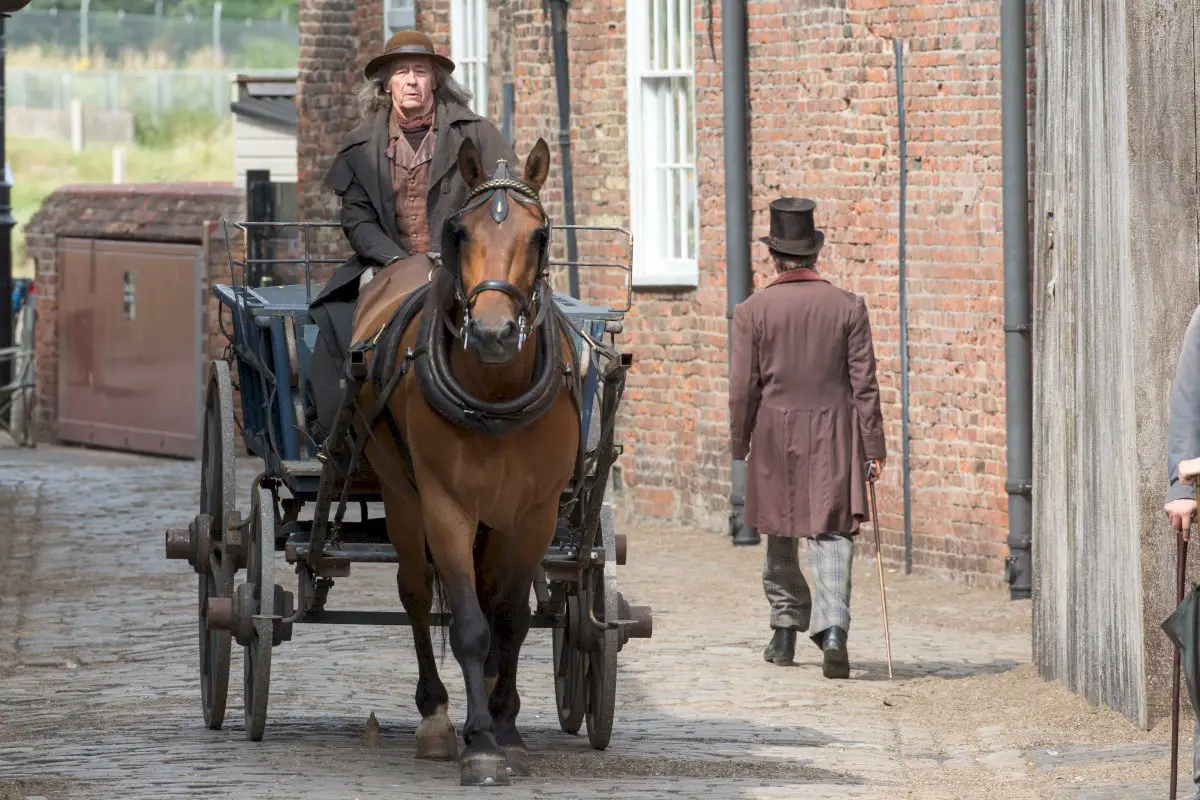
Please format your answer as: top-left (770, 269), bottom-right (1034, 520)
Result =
top-left (460, 752), bottom-right (511, 786)
top-left (504, 745), bottom-right (533, 777)
top-left (415, 716), bottom-right (458, 761)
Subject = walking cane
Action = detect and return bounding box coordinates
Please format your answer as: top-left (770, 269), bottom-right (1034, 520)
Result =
top-left (866, 461), bottom-right (894, 680)
top-left (1172, 528), bottom-right (1188, 800)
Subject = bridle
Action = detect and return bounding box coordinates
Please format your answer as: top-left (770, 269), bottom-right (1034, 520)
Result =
top-left (438, 159), bottom-right (552, 351)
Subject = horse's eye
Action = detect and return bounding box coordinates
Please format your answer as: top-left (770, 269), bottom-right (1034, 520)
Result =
top-left (530, 228), bottom-right (549, 248)
top-left (453, 225), bottom-right (469, 244)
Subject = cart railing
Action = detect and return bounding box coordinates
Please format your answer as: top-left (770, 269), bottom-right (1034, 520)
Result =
top-left (221, 219), bottom-right (635, 315)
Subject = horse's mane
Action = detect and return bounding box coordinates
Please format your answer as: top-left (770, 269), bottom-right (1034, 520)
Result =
top-left (425, 259), bottom-right (458, 317)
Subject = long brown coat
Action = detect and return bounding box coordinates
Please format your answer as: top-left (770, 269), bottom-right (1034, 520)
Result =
top-left (729, 270), bottom-right (887, 538)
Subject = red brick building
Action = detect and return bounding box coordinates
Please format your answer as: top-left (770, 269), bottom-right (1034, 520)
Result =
top-left (296, 0), bottom-right (1034, 583)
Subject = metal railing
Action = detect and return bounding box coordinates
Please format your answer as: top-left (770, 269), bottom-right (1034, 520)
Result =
top-left (221, 220), bottom-right (635, 315)
top-left (7, 67), bottom-right (295, 118)
top-left (1, 286), bottom-right (36, 448)
top-left (10, 8), bottom-right (298, 65)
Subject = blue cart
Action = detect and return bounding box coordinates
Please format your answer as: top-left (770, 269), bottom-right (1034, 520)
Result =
top-left (165, 221), bottom-right (653, 750)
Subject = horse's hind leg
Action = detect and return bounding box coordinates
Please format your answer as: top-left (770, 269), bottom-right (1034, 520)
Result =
top-left (421, 492), bottom-right (507, 786)
top-left (382, 486), bottom-right (456, 761)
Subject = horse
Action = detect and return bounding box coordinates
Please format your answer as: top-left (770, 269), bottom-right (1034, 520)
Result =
top-left (348, 137), bottom-right (582, 786)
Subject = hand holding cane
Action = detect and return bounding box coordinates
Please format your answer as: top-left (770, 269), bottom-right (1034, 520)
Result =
top-left (1172, 527), bottom-right (1188, 800)
top-left (866, 460), bottom-right (894, 680)
top-left (1168, 458), bottom-right (1200, 800)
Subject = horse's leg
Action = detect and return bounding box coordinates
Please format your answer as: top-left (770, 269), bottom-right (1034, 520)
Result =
top-left (478, 503), bottom-right (558, 777)
top-left (380, 484), bottom-right (456, 760)
top-left (421, 490), bottom-right (507, 786)
top-left (475, 528), bottom-right (500, 701)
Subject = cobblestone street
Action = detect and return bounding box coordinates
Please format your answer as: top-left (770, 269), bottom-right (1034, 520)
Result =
top-left (0, 441), bottom-right (1187, 799)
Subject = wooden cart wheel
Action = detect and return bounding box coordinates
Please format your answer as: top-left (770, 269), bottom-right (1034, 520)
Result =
top-left (243, 485), bottom-right (276, 741)
top-left (198, 361), bottom-right (236, 730)
top-left (553, 595), bottom-right (587, 735)
top-left (586, 507), bottom-right (619, 750)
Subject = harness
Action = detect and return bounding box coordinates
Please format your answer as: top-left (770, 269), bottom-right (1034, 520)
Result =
top-left (329, 160), bottom-right (586, 514)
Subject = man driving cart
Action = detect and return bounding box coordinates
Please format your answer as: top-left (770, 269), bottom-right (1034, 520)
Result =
top-left (305, 30), bottom-right (515, 443)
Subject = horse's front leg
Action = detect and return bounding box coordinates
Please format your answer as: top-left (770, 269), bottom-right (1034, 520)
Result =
top-left (421, 491), bottom-right (507, 786)
top-left (479, 503), bottom-right (559, 778)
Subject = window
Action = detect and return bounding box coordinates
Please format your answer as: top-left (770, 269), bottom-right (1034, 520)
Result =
top-left (383, 0), bottom-right (416, 37)
top-left (450, 0), bottom-right (489, 117)
top-left (626, 0), bottom-right (699, 288)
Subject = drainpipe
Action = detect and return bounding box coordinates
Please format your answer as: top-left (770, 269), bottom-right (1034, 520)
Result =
top-left (548, 0), bottom-right (580, 299)
top-left (723, 0), bottom-right (757, 547)
top-left (895, 38), bottom-right (913, 575)
top-left (1001, 0), bottom-right (1033, 600)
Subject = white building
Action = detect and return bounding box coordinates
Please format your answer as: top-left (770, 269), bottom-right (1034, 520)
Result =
top-left (231, 73), bottom-right (298, 194)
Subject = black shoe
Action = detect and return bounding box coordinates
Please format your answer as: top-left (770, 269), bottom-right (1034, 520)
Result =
top-left (731, 515), bottom-right (761, 547)
top-left (763, 628), bottom-right (796, 666)
top-left (821, 626), bottom-right (850, 679)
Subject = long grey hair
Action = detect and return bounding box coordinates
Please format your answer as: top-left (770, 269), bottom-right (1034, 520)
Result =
top-left (355, 61), bottom-right (473, 118)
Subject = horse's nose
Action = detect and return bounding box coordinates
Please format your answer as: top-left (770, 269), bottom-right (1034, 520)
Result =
top-left (468, 318), bottom-right (519, 347)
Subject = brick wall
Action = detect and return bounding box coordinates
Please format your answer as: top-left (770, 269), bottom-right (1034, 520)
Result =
top-left (293, 0), bottom-right (1035, 584)
top-left (26, 184), bottom-right (244, 439)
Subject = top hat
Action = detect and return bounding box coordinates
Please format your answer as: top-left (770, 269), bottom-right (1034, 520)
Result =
top-left (759, 197), bottom-right (824, 256)
top-left (365, 31), bottom-right (456, 80)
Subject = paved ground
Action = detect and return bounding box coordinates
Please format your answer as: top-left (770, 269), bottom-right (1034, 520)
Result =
top-left (0, 441), bottom-right (1191, 799)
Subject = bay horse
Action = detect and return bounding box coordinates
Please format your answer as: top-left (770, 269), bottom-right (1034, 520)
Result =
top-left (349, 137), bottom-right (581, 786)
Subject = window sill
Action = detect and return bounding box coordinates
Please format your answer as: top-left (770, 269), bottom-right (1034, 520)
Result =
top-left (631, 261), bottom-right (699, 291)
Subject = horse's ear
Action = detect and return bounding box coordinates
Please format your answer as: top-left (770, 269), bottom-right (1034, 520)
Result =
top-left (458, 138), bottom-right (486, 189)
top-left (523, 138), bottom-right (551, 193)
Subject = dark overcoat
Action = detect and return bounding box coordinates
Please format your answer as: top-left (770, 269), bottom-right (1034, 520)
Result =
top-left (304, 99), bottom-right (516, 442)
top-left (729, 271), bottom-right (887, 538)
top-left (320, 98), bottom-right (517, 296)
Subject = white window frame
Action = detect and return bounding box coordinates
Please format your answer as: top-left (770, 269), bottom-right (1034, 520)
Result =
top-left (625, 0), bottom-right (700, 289)
top-left (450, 0), bottom-right (489, 118)
top-left (383, 0), bottom-right (416, 38)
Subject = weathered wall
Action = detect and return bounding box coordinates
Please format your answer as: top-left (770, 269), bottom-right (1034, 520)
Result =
top-left (293, 0), bottom-right (1035, 583)
top-left (26, 184), bottom-right (244, 441)
top-left (1127, 0), bottom-right (1200, 729)
top-left (1033, 0), bottom-right (1199, 729)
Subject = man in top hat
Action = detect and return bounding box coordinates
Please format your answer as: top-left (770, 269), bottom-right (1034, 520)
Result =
top-left (729, 197), bottom-right (887, 678)
top-left (304, 30), bottom-right (516, 444)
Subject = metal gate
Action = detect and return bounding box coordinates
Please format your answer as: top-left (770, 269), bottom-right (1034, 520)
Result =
top-left (57, 238), bottom-right (204, 458)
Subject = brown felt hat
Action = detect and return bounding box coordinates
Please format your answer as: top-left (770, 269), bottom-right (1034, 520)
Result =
top-left (760, 197), bottom-right (825, 256)
top-left (364, 31), bottom-right (455, 80)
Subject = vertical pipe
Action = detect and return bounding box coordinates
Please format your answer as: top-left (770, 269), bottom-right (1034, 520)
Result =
top-left (724, 0), bottom-right (757, 546)
top-left (79, 0), bottom-right (90, 61)
top-left (1001, 0), bottom-right (1033, 600)
top-left (895, 38), bottom-right (913, 575)
top-left (0, 14), bottom-right (11, 395)
top-left (548, 0), bottom-right (580, 298)
top-left (502, 80), bottom-right (515, 145)
top-left (213, 2), bottom-right (223, 64)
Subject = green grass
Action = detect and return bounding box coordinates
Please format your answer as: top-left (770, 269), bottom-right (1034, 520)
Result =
top-left (11, 117), bottom-right (234, 277)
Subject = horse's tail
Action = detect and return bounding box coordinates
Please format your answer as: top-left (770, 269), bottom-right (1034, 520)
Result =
top-left (425, 540), bottom-right (451, 662)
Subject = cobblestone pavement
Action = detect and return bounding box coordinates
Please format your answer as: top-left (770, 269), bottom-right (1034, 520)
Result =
top-left (0, 442), bottom-right (1189, 799)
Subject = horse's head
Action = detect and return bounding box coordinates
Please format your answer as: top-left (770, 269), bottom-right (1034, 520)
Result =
top-left (441, 137), bottom-right (552, 365)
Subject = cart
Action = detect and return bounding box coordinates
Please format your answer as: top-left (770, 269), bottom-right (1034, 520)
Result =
top-left (164, 220), bottom-right (652, 749)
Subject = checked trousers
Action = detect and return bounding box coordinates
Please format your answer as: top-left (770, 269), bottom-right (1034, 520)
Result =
top-left (762, 533), bottom-right (854, 644)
